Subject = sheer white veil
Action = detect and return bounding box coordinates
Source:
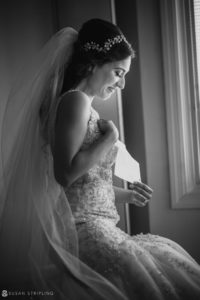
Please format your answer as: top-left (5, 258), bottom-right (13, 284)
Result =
top-left (0, 27), bottom-right (127, 300)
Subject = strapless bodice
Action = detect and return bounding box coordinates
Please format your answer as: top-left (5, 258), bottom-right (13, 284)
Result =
top-left (65, 107), bottom-right (120, 224)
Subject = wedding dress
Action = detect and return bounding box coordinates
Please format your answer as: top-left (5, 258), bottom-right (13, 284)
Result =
top-left (65, 105), bottom-right (200, 300)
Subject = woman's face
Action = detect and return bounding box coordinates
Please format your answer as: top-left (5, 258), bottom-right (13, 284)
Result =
top-left (87, 56), bottom-right (131, 100)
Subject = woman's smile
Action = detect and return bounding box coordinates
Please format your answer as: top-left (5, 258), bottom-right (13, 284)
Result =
top-left (76, 57), bottom-right (131, 101)
top-left (87, 56), bottom-right (131, 100)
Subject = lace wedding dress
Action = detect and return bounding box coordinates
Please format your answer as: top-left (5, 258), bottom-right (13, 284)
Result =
top-left (65, 107), bottom-right (200, 300)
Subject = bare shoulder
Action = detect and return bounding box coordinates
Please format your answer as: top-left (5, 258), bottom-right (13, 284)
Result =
top-left (58, 90), bottom-right (91, 113)
top-left (56, 90), bottom-right (91, 123)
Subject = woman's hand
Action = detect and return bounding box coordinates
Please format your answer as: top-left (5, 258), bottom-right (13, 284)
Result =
top-left (128, 181), bottom-right (153, 207)
top-left (98, 119), bottom-right (119, 143)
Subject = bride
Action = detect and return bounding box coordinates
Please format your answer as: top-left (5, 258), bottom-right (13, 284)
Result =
top-left (1, 18), bottom-right (200, 300)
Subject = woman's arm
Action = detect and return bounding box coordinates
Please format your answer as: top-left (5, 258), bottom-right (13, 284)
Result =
top-left (113, 186), bottom-right (131, 204)
top-left (53, 91), bottom-right (118, 188)
top-left (114, 182), bottom-right (153, 207)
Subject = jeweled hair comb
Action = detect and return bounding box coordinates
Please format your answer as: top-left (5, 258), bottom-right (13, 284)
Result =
top-left (82, 34), bottom-right (132, 53)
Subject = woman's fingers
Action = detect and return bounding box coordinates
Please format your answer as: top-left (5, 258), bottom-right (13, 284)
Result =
top-left (132, 186), bottom-right (151, 199)
top-left (133, 199), bottom-right (147, 207)
top-left (131, 181), bottom-right (153, 193)
top-left (131, 193), bottom-right (149, 207)
top-left (129, 182), bottom-right (153, 197)
top-left (132, 190), bottom-right (149, 203)
top-left (129, 181), bottom-right (153, 207)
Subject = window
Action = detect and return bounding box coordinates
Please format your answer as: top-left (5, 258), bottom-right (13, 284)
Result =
top-left (193, 0), bottom-right (200, 93)
top-left (160, 0), bottom-right (200, 208)
top-left (191, 0), bottom-right (200, 181)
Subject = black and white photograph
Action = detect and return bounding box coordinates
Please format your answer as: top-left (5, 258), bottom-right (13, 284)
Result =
top-left (0, 0), bottom-right (200, 299)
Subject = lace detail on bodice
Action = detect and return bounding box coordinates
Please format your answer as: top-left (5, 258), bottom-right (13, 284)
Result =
top-left (65, 107), bottom-right (119, 224)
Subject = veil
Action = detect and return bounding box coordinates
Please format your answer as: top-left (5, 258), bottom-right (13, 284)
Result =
top-left (0, 27), bottom-right (127, 299)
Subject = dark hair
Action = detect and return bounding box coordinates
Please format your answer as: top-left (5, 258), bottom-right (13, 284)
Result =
top-left (61, 19), bottom-right (134, 93)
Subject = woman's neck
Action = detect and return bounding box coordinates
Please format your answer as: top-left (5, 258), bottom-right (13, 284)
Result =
top-left (76, 80), bottom-right (95, 103)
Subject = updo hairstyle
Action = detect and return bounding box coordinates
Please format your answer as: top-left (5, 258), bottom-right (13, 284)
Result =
top-left (61, 18), bottom-right (134, 93)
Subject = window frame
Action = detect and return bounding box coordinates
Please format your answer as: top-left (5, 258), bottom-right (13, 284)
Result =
top-left (160, 0), bottom-right (200, 209)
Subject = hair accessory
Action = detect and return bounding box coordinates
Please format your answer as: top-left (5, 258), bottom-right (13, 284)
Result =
top-left (83, 34), bottom-right (132, 53)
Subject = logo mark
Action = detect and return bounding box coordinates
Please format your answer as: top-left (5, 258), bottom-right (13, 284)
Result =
top-left (1, 290), bottom-right (8, 297)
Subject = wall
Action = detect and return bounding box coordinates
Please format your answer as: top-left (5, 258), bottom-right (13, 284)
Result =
top-left (0, 0), bottom-right (55, 181)
top-left (116, 0), bottom-right (200, 263)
